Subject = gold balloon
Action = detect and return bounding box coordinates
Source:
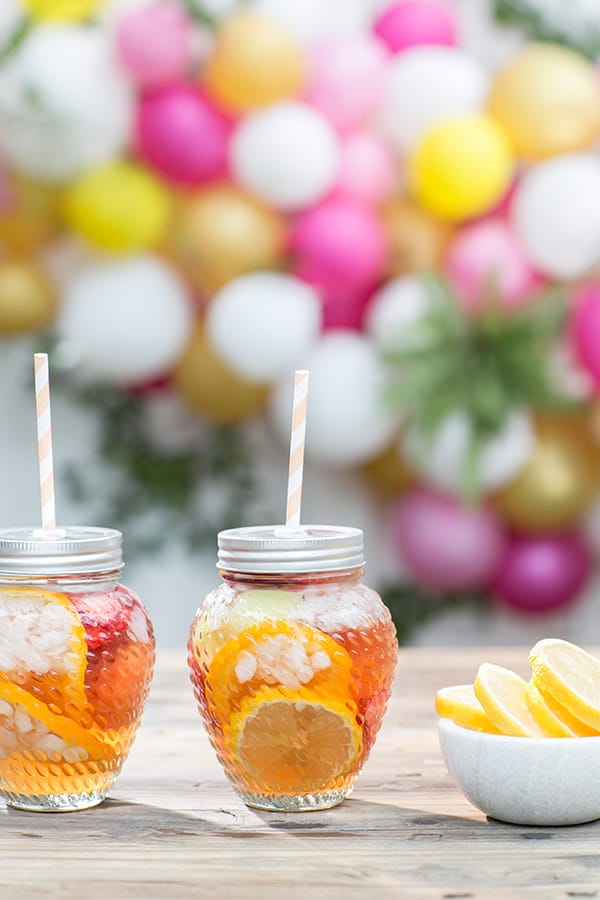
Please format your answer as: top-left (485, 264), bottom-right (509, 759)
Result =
top-left (380, 198), bottom-right (452, 278)
top-left (0, 259), bottom-right (56, 334)
top-left (0, 175), bottom-right (61, 252)
top-left (493, 413), bottom-right (600, 531)
top-left (363, 440), bottom-right (415, 496)
top-left (488, 43), bottom-right (600, 161)
top-left (173, 323), bottom-right (268, 425)
top-left (204, 11), bottom-right (304, 113)
top-left (166, 186), bottom-right (286, 296)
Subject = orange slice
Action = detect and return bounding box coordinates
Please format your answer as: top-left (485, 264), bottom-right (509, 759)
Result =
top-left (228, 686), bottom-right (362, 793)
top-left (525, 681), bottom-right (576, 737)
top-left (530, 639), bottom-right (600, 731)
top-left (531, 680), bottom-right (600, 737)
top-left (474, 663), bottom-right (546, 737)
top-left (435, 684), bottom-right (500, 733)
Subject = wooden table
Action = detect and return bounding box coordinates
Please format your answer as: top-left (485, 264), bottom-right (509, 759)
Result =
top-left (1, 647), bottom-right (599, 899)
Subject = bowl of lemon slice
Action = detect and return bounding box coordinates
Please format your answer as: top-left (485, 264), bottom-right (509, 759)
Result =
top-left (436, 639), bottom-right (600, 826)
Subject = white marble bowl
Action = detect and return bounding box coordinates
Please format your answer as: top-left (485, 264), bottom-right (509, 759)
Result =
top-left (438, 717), bottom-right (600, 826)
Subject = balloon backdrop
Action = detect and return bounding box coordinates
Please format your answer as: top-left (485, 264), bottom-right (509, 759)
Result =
top-left (0, 259), bottom-right (56, 334)
top-left (116, 2), bottom-right (193, 89)
top-left (373, 1), bottom-right (458, 54)
top-left (381, 198), bottom-right (452, 275)
top-left (570, 285), bottom-right (600, 389)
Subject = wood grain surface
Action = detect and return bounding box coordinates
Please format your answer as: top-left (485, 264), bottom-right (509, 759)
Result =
top-left (1, 647), bottom-right (599, 900)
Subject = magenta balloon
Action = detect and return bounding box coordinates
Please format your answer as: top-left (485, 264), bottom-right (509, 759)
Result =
top-left (373, 0), bottom-right (458, 54)
top-left (570, 285), bottom-right (600, 388)
top-left (492, 532), bottom-right (591, 614)
top-left (293, 270), bottom-right (375, 330)
top-left (117, 2), bottom-right (192, 89)
top-left (290, 197), bottom-right (389, 289)
top-left (136, 85), bottom-right (231, 186)
top-left (391, 488), bottom-right (506, 591)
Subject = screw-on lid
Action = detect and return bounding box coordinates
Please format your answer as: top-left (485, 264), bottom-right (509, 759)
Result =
top-left (0, 527), bottom-right (123, 578)
top-left (217, 525), bottom-right (365, 574)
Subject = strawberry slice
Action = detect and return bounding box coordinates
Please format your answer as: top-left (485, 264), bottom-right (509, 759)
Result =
top-left (70, 587), bottom-right (135, 651)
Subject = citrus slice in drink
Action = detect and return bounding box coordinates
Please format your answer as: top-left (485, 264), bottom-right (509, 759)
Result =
top-left (474, 663), bottom-right (546, 737)
top-left (228, 686), bottom-right (362, 793)
top-left (525, 681), bottom-right (576, 738)
top-left (530, 638), bottom-right (600, 731)
top-left (435, 684), bottom-right (500, 733)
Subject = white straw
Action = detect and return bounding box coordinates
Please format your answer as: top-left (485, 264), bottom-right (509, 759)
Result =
top-left (34, 353), bottom-right (56, 531)
top-left (285, 370), bottom-right (309, 529)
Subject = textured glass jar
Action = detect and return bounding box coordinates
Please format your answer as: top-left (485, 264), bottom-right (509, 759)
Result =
top-left (188, 525), bottom-right (398, 811)
top-left (0, 527), bottom-right (155, 812)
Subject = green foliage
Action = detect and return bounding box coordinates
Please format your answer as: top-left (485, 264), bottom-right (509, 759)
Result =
top-left (380, 581), bottom-right (489, 645)
top-left (494, 0), bottom-right (600, 59)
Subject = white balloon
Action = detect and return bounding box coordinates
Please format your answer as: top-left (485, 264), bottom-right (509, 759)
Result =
top-left (0, 25), bottom-right (132, 182)
top-left (512, 154), bottom-right (600, 280)
top-left (378, 47), bottom-right (488, 154)
top-left (365, 276), bottom-right (431, 353)
top-left (58, 256), bottom-right (193, 385)
top-left (270, 331), bottom-right (399, 467)
top-left (403, 409), bottom-right (534, 493)
top-left (249, 0), bottom-right (370, 41)
top-left (207, 272), bottom-right (322, 384)
top-left (230, 102), bottom-right (340, 211)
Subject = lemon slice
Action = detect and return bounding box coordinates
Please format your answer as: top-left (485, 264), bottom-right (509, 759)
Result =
top-left (229, 687), bottom-right (362, 793)
top-left (525, 681), bottom-right (576, 737)
top-left (530, 639), bottom-right (600, 731)
top-left (435, 684), bottom-right (500, 733)
top-left (474, 663), bottom-right (546, 737)
top-left (531, 679), bottom-right (600, 737)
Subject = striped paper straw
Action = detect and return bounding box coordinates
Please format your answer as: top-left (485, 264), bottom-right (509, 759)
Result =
top-left (285, 370), bottom-right (309, 529)
top-left (34, 353), bottom-right (56, 531)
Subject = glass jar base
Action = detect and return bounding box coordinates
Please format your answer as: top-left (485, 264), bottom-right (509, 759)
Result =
top-left (3, 789), bottom-right (107, 812)
top-left (238, 786), bottom-right (352, 812)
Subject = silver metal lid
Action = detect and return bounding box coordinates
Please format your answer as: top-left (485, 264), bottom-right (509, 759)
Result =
top-left (217, 525), bottom-right (365, 574)
top-left (0, 527), bottom-right (123, 577)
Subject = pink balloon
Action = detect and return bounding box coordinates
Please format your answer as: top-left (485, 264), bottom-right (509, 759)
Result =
top-left (294, 273), bottom-right (375, 331)
top-left (335, 132), bottom-right (397, 206)
top-left (304, 36), bottom-right (389, 134)
top-left (492, 532), bottom-right (590, 614)
top-left (136, 85), bottom-right (231, 186)
top-left (391, 488), bottom-right (506, 591)
top-left (290, 197), bottom-right (389, 290)
top-left (570, 284), bottom-right (600, 389)
top-left (446, 218), bottom-right (541, 312)
top-left (373, 0), bottom-right (458, 54)
top-left (117, 2), bottom-right (192, 88)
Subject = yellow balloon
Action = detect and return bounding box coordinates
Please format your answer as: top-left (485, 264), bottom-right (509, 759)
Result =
top-left (493, 413), bottom-right (600, 531)
top-left (381, 197), bottom-right (453, 277)
top-left (363, 441), bottom-right (415, 496)
top-left (488, 43), bottom-right (600, 162)
top-left (0, 259), bottom-right (56, 335)
top-left (63, 162), bottom-right (170, 253)
top-left (21, 0), bottom-right (102, 21)
top-left (409, 114), bottom-right (513, 222)
top-left (0, 175), bottom-right (61, 252)
top-left (204, 11), bottom-right (304, 113)
top-left (173, 324), bottom-right (268, 425)
top-left (166, 186), bottom-right (286, 296)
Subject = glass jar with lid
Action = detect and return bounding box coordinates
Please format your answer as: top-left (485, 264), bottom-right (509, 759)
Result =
top-left (188, 525), bottom-right (398, 811)
top-left (0, 526), bottom-right (154, 811)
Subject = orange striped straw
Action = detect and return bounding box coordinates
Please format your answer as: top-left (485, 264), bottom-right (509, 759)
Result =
top-left (285, 369), bottom-right (309, 529)
top-left (34, 353), bottom-right (56, 531)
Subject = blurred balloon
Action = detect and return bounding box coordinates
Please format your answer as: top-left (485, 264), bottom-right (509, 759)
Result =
top-left (493, 414), bottom-right (600, 532)
top-left (364, 274), bottom-right (431, 353)
top-left (373, 1), bottom-right (458, 54)
top-left (0, 175), bottom-right (61, 252)
top-left (391, 488), bottom-right (506, 591)
top-left (335, 132), bottom-right (397, 206)
top-left (165, 185), bottom-right (286, 295)
top-left (229, 101), bottom-right (339, 210)
top-left (446, 218), bottom-right (541, 312)
top-left (403, 409), bottom-right (534, 493)
top-left (20, 0), bottom-right (102, 20)
top-left (63, 162), bottom-right (169, 253)
top-left (0, 26), bottom-right (132, 182)
top-left (57, 256), bottom-right (193, 385)
top-left (206, 272), bottom-right (321, 383)
top-left (0, 259), bottom-right (56, 334)
top-left (290, 197), bottom-right (389, 290)
top-left (136, 85), bottom-right (231, 186)
top-left (488, 44), bottom-right (600, 162)
top-left (270, 331), bottom-right (399, 466)
top-left (378, 46), bottom-right (488, 153)
top-left (512, 154), bottom-right (600, 280)
top-left (492, 531), bottom-right (590, 613)
top-left (249, 0), bottom-right (370, 41)
top-left (116, 1), bottom-right (193, 88)
top-left (363, 440), bottom-right (415, 495)
top-left (304, 35), bottom-right (388, 134)
top-left (409, 113), bottom-right (513, 222)
top-left (173, 323), bottom-right (268, 425)
top-left (381, 198), bottom-right (452, 276)
top-left (571, 285), bottom-right (600, 389)
top-left (205, 11), bottom-right (304, 113)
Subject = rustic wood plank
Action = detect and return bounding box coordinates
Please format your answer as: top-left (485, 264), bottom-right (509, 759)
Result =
top-left (1, 647), bottom-right (600, 899)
